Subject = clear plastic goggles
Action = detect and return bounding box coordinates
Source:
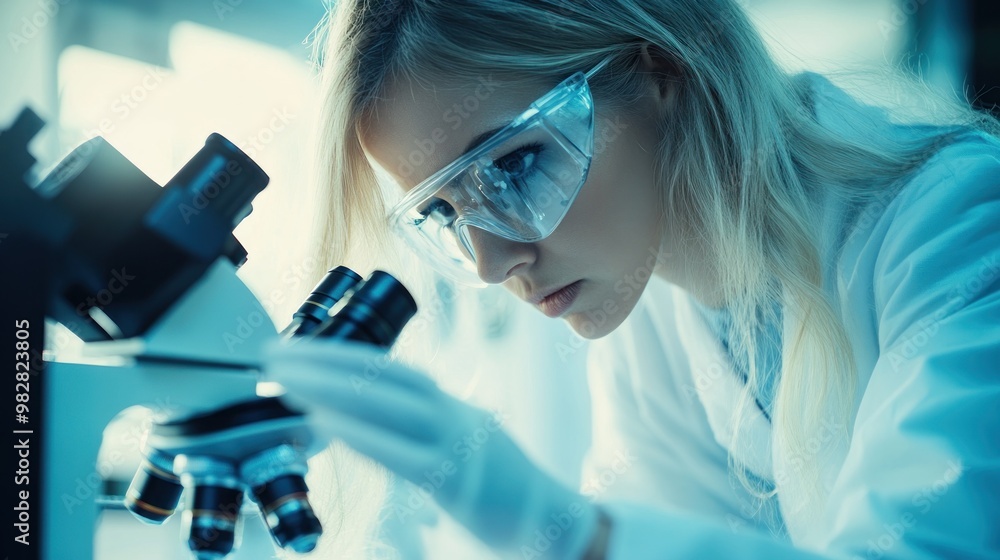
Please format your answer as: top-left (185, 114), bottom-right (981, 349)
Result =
top-left (386, 56), bottom-right (612, 286)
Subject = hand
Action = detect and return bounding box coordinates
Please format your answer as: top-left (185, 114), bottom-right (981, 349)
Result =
top-left (262, 337), bottom-right (601, 559)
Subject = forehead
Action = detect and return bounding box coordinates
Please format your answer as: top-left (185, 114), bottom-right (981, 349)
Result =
top-left (359, 73), bottom-right (549, 192)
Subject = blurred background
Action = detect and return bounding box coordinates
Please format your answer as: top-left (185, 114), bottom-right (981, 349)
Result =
top-left (1, 0), bottom-right (997, 558)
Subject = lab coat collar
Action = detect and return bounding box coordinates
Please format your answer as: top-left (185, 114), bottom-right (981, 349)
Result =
top-left (673, 291), bottom-right (776, 481)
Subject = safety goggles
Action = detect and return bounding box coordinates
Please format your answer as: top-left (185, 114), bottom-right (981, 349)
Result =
top-left (385, 56), bottom-right (613, 286)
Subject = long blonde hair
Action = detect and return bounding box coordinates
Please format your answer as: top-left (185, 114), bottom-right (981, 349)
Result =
top-left (308, 0), bottom-right (999, 521)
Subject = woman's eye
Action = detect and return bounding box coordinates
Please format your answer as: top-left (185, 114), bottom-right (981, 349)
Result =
top-left (494, 143), bottom-right (544, 179)
top-left (415, 198), bottom-right (456, 227)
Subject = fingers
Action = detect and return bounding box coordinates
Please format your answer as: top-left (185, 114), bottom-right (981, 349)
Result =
top-left (264, 338), bottom-right (462, 446)
top-left (264, 338), bottom-right (439, 395)
top-left (273, 362), bottom-right (448, 445)
top-left (306, 407), bottom-right (444, 479)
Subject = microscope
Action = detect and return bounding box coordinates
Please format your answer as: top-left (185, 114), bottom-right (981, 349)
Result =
top-left (0, 107), bottom-right (417, 559)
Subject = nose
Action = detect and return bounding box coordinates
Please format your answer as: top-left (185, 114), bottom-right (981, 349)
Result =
top-left (462, 225), bottom-right (535, 284)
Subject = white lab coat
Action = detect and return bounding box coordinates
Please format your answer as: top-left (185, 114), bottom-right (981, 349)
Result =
top-left (581, 75), bottom-right (1000, 559)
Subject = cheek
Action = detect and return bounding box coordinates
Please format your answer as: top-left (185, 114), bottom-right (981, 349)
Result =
top-left (559, 114), bottom-right (664, 337)
top-left (547, 158), bottom-right (642, 256)
top-left (557, 122), bottom-right (662, 265)
top-left (532, 173), bottom-right (611, 263)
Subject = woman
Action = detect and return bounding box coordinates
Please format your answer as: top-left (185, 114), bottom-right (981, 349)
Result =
top-left (264, 0), bottom-right (1000, 557)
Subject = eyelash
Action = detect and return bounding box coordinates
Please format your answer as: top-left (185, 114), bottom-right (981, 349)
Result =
top-left (415, 142), bottom-right (546, 223)
top-left (415, 198), bottom-right (455, 224)
top-left (494, 142), bottom-right (544, 177)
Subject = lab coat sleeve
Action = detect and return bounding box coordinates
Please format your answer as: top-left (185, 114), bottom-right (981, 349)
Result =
top-left (596, 136), bottom-right (1000, 559)
top-left (814, 137), bottom-right (1000, 558)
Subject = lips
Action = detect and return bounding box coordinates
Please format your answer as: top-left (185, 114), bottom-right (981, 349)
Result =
top-left (532, 280), bottom-right (583, 318)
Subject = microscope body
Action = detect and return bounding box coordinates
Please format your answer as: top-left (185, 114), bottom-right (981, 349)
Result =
top-left (1, 107), bottom-right (417, 559)
top-left (42, 257), bottom-right (276, 559)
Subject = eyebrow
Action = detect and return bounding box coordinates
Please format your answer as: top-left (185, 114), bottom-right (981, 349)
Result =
top-left (461, 126), bottom-right (503, 158)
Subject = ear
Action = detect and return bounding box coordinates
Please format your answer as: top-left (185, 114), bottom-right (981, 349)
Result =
top-left (638, 42), bottom-right (680, 109)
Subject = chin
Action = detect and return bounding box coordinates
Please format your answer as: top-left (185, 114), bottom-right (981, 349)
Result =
top-left (559, 280), bottom-right (646, 339)
top-left (563, 306), bottom-right (629, 340)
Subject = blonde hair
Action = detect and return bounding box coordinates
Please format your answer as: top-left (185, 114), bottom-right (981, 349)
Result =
top-left (308, 0), bottom-right (999, 524)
